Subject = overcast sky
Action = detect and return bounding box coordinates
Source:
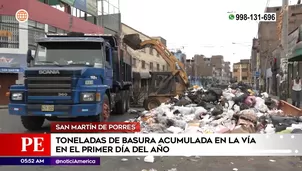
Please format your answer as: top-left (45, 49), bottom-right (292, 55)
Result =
top-left (102, 0), bottom-right (299, 66)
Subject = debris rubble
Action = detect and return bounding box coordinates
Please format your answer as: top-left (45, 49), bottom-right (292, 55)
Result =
top-left (127, 82), bottom-right (302, 134)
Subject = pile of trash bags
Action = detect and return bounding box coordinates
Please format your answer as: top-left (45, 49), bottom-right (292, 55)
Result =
top-left (128, 82), bottom-right (302, 134)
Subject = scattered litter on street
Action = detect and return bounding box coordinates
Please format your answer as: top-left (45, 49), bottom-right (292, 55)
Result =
top-left (144, 155), bottom-right (155, 163)
top-left (126, 82), bottom-right (302, 134)
top-left (128, 109), bottom-right (140, 114)
top-left (233, 168), bottom-right (238, 171)
top-left (269, 159), bottom-right (276, 162)
top-left (121, 158), bottom-right (128, 162)
top-left (189, 158), bottom-right (198, 162)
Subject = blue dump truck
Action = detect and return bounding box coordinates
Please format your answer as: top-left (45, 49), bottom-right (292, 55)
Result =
top-left (8, 32), bottom-right (132, 131)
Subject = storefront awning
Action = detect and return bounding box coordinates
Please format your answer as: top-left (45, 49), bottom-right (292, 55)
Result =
top-left (289, 42), bottom-right (302, 61)
top-left (133, 72), bottom-right (151, 79)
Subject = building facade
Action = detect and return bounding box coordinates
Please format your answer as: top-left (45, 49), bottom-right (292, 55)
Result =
top-left (233, 59), bottom-right (252, 83)
top-left (224, 61), bottom-right (231, 82)
top-left (185, 59), bottom-right (195, 78)
top-left (0, 0), bottom-right (105, 104)
top-left (185, 55), bottom-right (231, 86)
top-left (121, 23), bottom-right (168, 90)
top-left (257, 5), bottom-right (302, 81)
top-left (210, 55), bottom-right (231, 83)
top-left (250, 38), bottom-right (259, 86)
top-left (172, 50), bottom-right (186, 66)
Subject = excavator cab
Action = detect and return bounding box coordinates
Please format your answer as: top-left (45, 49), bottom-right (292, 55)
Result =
top-left (123, 34), bottom-right (188, 110)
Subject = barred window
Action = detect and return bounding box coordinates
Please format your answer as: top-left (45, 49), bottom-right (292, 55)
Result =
top-left (28, 26), bottom-right (45, 50)
top-left (48, 25), bottom-right (56, 33)
top-left (0, 15), bottom-right (19, 48)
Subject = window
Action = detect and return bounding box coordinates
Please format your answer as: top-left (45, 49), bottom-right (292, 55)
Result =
top-left (48, 25), bottom-right (57, 33)
top-left (141, 79), bottom-right (148, 88)
top-left (28, 20), bottom-right (36, 27)
top-left (241, 68), bottom-right (248, 72)
top-left (27, 21), bottom-right (47, 49)
top-left (34, 42), bottom-right (104, 67)
top-left (162, 65), bottom-right (165, 71)
top-left (157, 63), bottom-right (160, 71)
top-left (241, 64), bottom-right (247, 68)
top-left (233, 69), bottom-right (238, 72)
top-left (132, 58), bottom-right (137, 67)
top-left (105, 47), bottom-right (110, 65)
top-left (36, 22), bottom-right (45, 29)
top-left (57, 29), bottom-right (64, 34)
top-left (141, 48), bottom-right (146, 53)
top-left (0, 16), bottom-right (19, 48)
top-left (141, 60), bottom-right (146, 69)
top-left (242, 77), bottom-right (248, 80)
top-left (157, 52), bottom-right (160, 57)
top-left (149, 48), bottom-right (153, 55)
top-left (150, 62), bottom-right (153, 70)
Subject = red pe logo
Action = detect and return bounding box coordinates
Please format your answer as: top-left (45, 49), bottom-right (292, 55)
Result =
top-left (0, 134), bottom-right (50, 156)
top-left (21, 137), bottom-right (45, 152)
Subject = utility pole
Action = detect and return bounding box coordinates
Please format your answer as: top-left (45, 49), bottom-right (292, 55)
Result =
top-left (280, 0), bottom-right (289, 99)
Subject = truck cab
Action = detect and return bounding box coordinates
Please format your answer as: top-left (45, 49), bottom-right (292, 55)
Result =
top-left (8, 32), bottom-right (132, 131)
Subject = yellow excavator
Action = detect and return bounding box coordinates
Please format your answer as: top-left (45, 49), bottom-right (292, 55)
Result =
top-left (123, 34), bottom-right (189, 110)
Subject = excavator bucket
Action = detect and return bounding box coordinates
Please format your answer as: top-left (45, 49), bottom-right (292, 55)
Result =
top-left (123, 34), bottom-right (143, 50)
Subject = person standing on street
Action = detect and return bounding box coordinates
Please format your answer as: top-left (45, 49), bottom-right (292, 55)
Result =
top-left (291, 76), bottom-right (301, 107)
top-left (259, 76), bottom-right (264, 94)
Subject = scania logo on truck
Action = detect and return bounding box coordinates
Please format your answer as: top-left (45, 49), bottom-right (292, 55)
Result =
top-left (38, 70), bottom-right (60, 74)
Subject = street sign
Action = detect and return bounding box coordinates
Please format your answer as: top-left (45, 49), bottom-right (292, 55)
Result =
top-left (254, 71), bottom-right (260, 77)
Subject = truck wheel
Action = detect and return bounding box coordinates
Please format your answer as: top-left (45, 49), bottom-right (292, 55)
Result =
top-left (101, 94), bottom-right (110, 121)
top-left (91, 94), bottom-right (110, 122)
top-left (21, 116), bottom-right (45, 131)
top-left (145, 97), bottom-right (161, 110)
top-left (115, 91), bottom-right (126, 114)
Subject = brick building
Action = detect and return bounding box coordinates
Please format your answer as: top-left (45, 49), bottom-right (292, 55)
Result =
top-left (185, 55), bottom-right (231, 84)
top-left (185, 59), bottom-right (195, 78)
top-left (256, 4), bottom-right (302, 80)
top-left (233, 59), bottom-right (252, 83)
top-left (224, 61), bottom-right (231, 79)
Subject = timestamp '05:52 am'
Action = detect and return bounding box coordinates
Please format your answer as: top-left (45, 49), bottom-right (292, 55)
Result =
top-left (228, 13), bottom-right (276, 22)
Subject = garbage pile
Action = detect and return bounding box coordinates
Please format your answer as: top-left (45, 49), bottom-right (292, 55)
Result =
top-left (128, 82), bottom-right (302, 134)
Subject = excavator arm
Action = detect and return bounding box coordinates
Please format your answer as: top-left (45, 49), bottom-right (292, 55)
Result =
top-left (123, 34), bottom-right (189, 86)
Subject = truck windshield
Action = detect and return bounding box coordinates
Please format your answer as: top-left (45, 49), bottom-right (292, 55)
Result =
top-left (34, 41), bottom-right (104, 67)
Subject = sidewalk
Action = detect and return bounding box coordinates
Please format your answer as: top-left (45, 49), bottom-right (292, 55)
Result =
top-left (0, 105), bottom-right (8, 109)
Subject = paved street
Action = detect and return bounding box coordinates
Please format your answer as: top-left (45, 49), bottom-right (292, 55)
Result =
top-left (0, 109), bottom-right (302, 171)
